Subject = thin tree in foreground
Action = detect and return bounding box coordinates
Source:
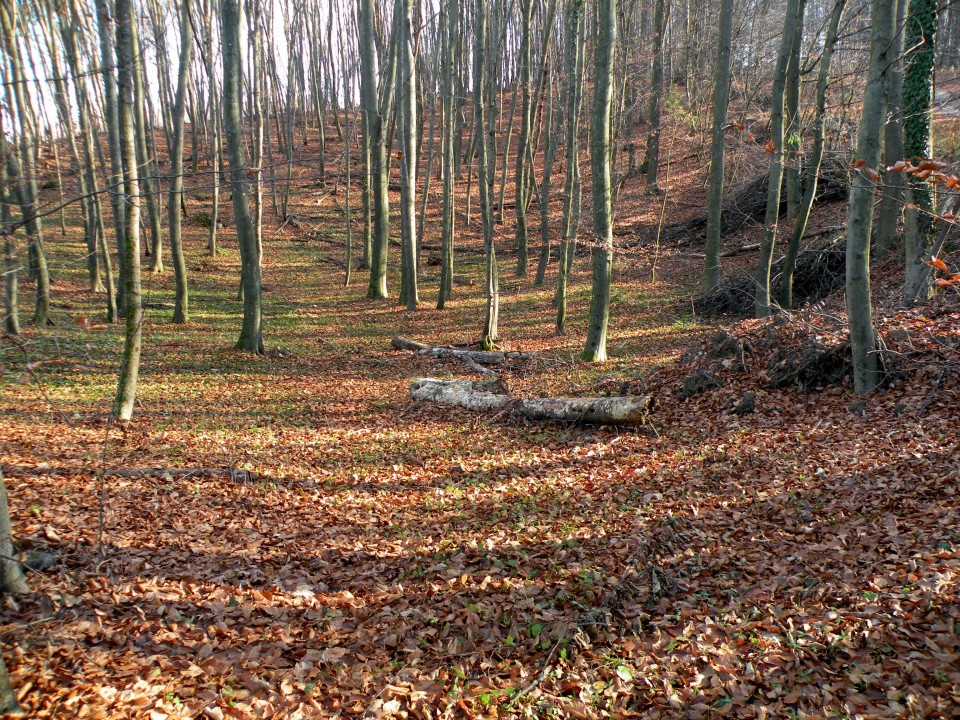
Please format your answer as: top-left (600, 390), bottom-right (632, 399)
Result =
top-left (0, 471), bottom-right (27, 716)
top-left (702, 0), bottom-right (734, 293)
top-left (514, 0), bottom-right (534, 276)
top-left (361, 0), bottom-right (394, 299)
top-left (113, 0), bottom-right (144, 420)
top-left (222, 0), bottom-right (263, 353)
top-left (397, 0), bottom-right (418, 310)
top-left (781, 0), bottom-right (845, 309)
top-left (755, 0), bottom-right (802, 317)
top-left (0, 108), bottom-right (19, 335)
top-left (902, 0), bottom-right (937, 302)
top-left (476, 0), bottom-right (499, 349)
top-left (875, 0), bottom-right (908, 261)
top-left (437, 0), bottom-right (457, 309)
top-left (847, 0), bottom-right (898, 394)
top-left (0, 0), bottom-right (52, 327)
top-left (94, 0), bottom-right (127, 313)
top-left (644, 0), bottom-right (668, 195)
top-left (582, 0), bottom-right (616, 362)
top-left (555, 0), bottom-right (585, 335)
top-left (168, 0), bottom-right (193, 323)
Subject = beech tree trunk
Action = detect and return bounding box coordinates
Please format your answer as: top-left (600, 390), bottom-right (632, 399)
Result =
top-left (555, 0), bottom-right (585, 335)
top-left (0, 470), bottom-right (26, 715)
top-left (583, 0), bottom-right (616, 362)
top-left (397, 0), bottom-right (419, 310)
top-left (475, 0), bottom-right (499, 350)
top-left (702, 0), bottom-right (734, 293)
top-left (1, 1), bottom-right (51, 328)
top-left (902, 0), bottom-right (937, 302)
top-left (847, 0), bottom-right (897, 395)
top-left (169, 0), bottom-right (193, 323)
top-left (94, 0), bottom-right (127, 313)
top-left (644, 0), bottom-right (668, 194)
top-left (514, 0), bottom-right (534, 276)
top-left (781, 0), bottom-right (844, 309)
top-left (0, 107), bottom-right (18, 335)
top-left (222, 0), bottom-right (264, 353)
top-left (755, 0), bottom-right (801, 317)
top-left (437, 0), bottom-right (457, 309)
top-left (113, 0), bottom-right (144, 421)
top-left (875, 0), bottom-right (908, 261)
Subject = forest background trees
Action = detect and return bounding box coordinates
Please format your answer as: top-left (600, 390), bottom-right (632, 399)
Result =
top-left (0, 0), bottom-right (957, 414)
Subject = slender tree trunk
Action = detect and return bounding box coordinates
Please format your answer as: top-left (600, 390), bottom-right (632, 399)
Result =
top-left (534, 69), bottom-right (557, 287)
top-left (875, 0), bottom-right (908, 261)
top-left (169, 0), bottom-right (193, 323)
top-left (113, 0), bottom-right (144, 421)
top-left (132, 19), bottom-right (163, 273)
top-left (784, 0), bottom-right (805, 221)
top-left (903, 0), bottom-right (938, 302)
top-left (62, 0), bottom-right (118, 321)
top-left (476, 0), bottom-right (499, 349)
top-left (0, 470), bottom-right (26, 716)
top-left (583, 0), bottom-right (616, 362)
top-left (204, 0), bottom-right (222, 256)
top-left (0, 471), bottom-right (27, 596)
top-left (556, 0), bottom-right (585, 334)
top-left (514, 0), bottom-right (534, 276)
top-left (755, 0), bottom-right (801, 317)
top-left (847, 0), bottom-right (897, 395)
top-left (437, 0), bottom-right (457, 309)
top-left (781, 0), bottom-right (844, 309)
top-left (702, 0), bottom-right (734, 293)
top-left (95, 0), bottom-right (127, 313)
top-left (361, 0), bottom-right (390, 298)
top-left (0, 113), bottom-right (18, 336)
top-left (397, 0), bottom-right (419, 310)
top-left (223, 0), bottom-right (263, 352)
top-left (1, 1), bottom-right (51, 328)
top-left (644, 0), bottom-right (669, 194)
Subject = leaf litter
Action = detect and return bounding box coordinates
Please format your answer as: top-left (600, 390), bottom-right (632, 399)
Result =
top-left (0, 124), bottom-right (958, 720)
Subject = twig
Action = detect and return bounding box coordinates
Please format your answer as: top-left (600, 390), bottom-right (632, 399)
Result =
top-left (916, 365), bottom-right (951, 418)
top-left (509, 638), bottom-right (562, 705)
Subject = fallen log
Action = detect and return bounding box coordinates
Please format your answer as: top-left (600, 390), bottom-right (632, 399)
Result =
top-left (392, 336), bottom-right (536, 364)
top-left (409, 378), bottom-right (653, 425)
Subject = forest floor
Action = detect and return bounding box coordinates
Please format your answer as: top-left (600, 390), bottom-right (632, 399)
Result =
top-left (1, 117), bottom-right (959, 719)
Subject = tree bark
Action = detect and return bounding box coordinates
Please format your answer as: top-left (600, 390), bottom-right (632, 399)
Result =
top-left (94, 0), bottom-right (127, 313)
top-left (437, 0), bottom-right (457, 309)
top-left (169, 0), bottom-right (193, 323)
top-left (1, 1), bottom-right (52, 328)
top-left (0, 108), bottom-right (18, 336)
top-left (113, 0), bottom-right (144, 421)
top-left (755, 0), bottom-right (801, 317)
top-left (514, 0), bottom-right (534, 276)
top-left (644, 0), bottom-right (669, 194)
top-left (875, 0), bottom-right (908, 261)
top-left (847, 0), bottom-right (897, 395)
top-left (583, 0), bottom-right (616, 362)
top-left (556, 0), bottom-right (585, 334)
top-left (903, 0), bottom-right (938, 302)
top-left (702, 0), bottom-right (735, 293)
top-left (222, 0), bottom-right (264, 352)
top-left (781, 0), bottom-right (844, 309)
top-left (397, 0), bottom-right (419, 310)
top-left (475, 0), bottom-right (499, 350)
top-left (132, 19), bottom-right (164, 273)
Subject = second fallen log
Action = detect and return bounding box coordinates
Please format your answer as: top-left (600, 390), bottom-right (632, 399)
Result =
top-left (409, 379), bottom-right (653, 425)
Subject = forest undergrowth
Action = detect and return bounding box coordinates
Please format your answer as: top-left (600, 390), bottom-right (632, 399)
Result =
top-left (0, 119), bottom-right (958, 719)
